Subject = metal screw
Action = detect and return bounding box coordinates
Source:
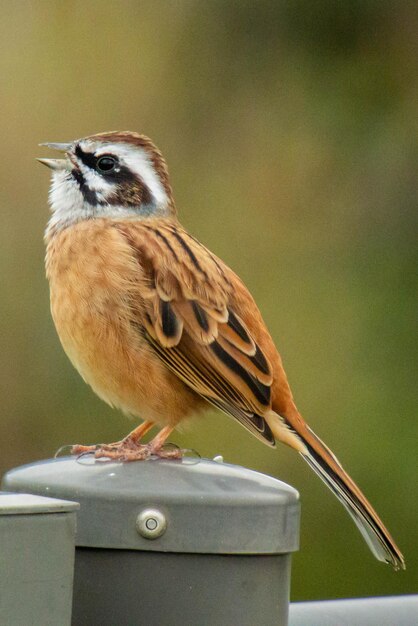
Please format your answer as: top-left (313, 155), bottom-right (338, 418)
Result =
top-left (136, 508), bottom-right (167, 539)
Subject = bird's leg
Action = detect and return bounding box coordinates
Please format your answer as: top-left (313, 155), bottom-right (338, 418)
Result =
top-left (147, 426), bottom-right (180, 458)
top-left (109, 421), bottom-right (155, 447)
top-left (71, 421), bottom-right (154, 457)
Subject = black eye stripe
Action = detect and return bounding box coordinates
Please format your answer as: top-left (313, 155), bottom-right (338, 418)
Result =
top-left (74, 144), bottom-right (97, 170)
top-left (74, 145), bottom-right (132, 181)
top-left (72, 144), bottom-right (154, 208)
top-left (75, 145), bottom-right (119, 174)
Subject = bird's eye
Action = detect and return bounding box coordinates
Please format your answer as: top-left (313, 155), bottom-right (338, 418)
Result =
top-left (96, 155), bottom-right (117, 173)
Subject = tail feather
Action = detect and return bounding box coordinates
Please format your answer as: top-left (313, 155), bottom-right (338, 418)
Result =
top-left (271, 411), bottom-right (405, 570)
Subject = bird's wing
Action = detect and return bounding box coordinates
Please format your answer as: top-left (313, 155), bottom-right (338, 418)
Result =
top-left (113, 219), bottom-right (275, 446)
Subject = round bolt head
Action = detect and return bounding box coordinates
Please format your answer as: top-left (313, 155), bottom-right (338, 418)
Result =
top-left (136, 508), bottom-right (167, 539)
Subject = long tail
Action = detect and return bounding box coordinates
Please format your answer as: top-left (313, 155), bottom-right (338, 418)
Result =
top-left (267, 410), bottom-right (405, 570)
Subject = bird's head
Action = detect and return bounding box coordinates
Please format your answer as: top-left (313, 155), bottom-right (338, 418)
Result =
top-left (39, 131), bottom-right (176, 232)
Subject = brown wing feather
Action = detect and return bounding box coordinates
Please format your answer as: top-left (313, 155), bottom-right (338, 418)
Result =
top-left (113, 219), bottom-right (275, 445)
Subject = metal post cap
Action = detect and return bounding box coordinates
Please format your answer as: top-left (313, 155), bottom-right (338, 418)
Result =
top-left (2, 456), bottom-right (300, 555)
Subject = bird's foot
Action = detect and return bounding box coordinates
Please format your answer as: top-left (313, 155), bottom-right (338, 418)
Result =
top-left (71, 439), bottom-right (184, 463)
top-left (71, 424), bottom-right (183, 462)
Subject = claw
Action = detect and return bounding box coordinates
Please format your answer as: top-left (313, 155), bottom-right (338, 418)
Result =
top-left (71, 443), bottom-right (100, 455)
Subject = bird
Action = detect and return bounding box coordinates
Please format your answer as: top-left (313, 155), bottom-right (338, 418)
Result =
top-left (39, 130), bottom-right (405, 570)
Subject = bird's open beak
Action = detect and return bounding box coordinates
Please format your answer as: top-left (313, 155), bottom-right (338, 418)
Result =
top-left (37, 142), bottom-right (73, 170)
top-left (37, 158), bottom-right (71, 170)
top-left (39, 142), bottom-right (72, 152)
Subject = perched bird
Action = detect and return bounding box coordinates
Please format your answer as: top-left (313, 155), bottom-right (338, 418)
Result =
top-left (39, 131), bottom-right (404, 570)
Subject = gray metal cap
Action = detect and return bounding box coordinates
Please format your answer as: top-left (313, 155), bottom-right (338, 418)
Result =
top-left (2, 456), bottom-right (299, 554)
top-left (0, 492), bottom-right (79, 515)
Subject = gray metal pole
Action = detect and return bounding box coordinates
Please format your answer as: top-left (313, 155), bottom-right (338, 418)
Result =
top-left (289, 595), bottom-right (418, 626)
top-left (2, 456), bottom-right (300, 626)
top-left (0, 492), bottom-right (78, 626)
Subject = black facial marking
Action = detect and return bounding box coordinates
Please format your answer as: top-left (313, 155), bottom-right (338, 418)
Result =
top-left (75, 144), bottom-right (132, 182)
top-left (75, 145), bottom-right (97, 170)
top-left (71, 168), bottom-right (104, 206)
top-left (74, 144), bottom-right (154, 208)
top-left (101, 163), bottom-right (135, 183)
top-left (136, 181), bottom-right (153, 206)
top-left (75, 145), bottom-right (125, 179)
top-left (211, 341), bottom-right (271, 406)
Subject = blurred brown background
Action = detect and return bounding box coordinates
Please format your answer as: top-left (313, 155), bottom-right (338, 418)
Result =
top-left (0, 0), bottom-right (417, 601)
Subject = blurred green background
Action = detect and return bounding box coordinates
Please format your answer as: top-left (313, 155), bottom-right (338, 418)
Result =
top-left (0, 0), bottom-right (416, 601)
